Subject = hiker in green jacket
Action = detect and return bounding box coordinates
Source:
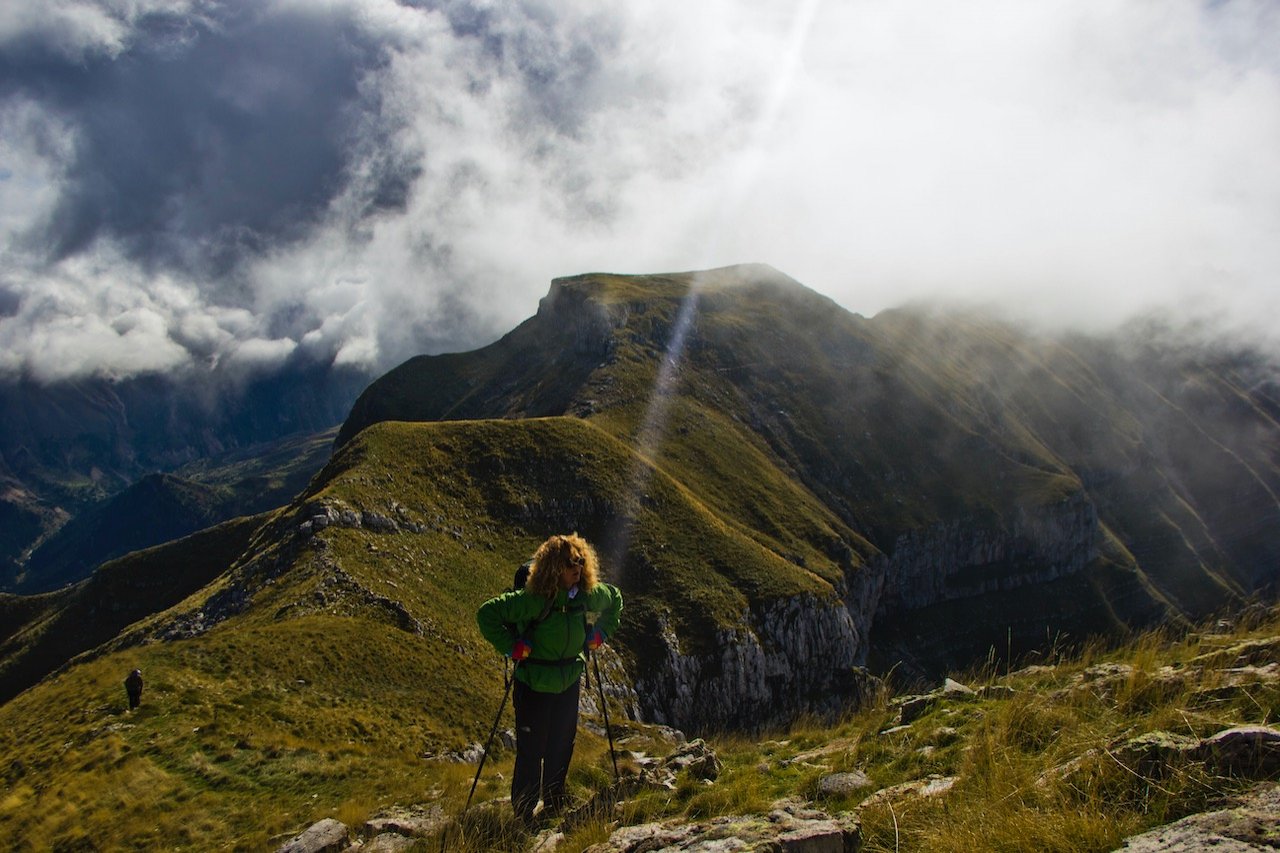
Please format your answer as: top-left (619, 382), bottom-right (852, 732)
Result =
top-left (476, 533), bottom-right (623, 827)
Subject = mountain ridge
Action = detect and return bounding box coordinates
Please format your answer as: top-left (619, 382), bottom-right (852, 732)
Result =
top-left (5, 265), bottom-right (1278, 715)
top-left (334, 265), bottom-right (1280, 678)
top-left (0, 264), bottom-right (1278, 849)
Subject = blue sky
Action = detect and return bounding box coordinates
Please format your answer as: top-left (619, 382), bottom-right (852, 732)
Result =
top-left (2, 0), bottom-right (1279, 382)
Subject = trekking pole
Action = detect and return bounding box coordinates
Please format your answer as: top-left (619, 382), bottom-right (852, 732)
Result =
top-left (590, 650), bottom-right (619, 781)
top-left (462, 664), bottom-right (517, 816)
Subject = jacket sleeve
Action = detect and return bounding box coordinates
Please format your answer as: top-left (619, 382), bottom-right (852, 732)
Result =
top-left (589, 583), bottom-right (623, 639)
top-left (476, 590), bottom-right (527, 656)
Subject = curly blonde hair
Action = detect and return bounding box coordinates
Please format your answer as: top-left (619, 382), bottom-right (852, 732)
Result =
top-left (525, 533), bottom-right (599, 598)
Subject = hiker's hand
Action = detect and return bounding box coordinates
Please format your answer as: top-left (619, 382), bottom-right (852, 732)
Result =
top-left (510, 639), bottom-right (532, 661)
top-left (585, 627), bottom-right (606, 652)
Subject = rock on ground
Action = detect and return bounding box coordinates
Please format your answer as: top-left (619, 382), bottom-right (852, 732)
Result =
top-left (817, 771), bottom-right (873, 798)
top-left (361, 804), bottom-right (447, 839)
top-left (582, 800), bottom-right (859, 853)
top-left (276, 818), bottom-right (350, 853)
top-left (1116, 783), bottom-right (1280, 852)
top-left (1197, 726), bottom-right (1280, 776)
top-left (358, 833), bottom-right (417, 852)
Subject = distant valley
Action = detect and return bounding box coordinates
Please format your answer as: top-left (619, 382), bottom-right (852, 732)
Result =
top-left (0, 364), bottom-right (367, 590)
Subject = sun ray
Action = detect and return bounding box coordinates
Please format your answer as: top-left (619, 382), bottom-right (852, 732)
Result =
top-left (610, 2), bottom-right (824, 569)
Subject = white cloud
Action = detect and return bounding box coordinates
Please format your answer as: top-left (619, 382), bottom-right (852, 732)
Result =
top-left (0, 98), bottom-right (73, 248)
top-left (226, 335), bottom-right (297, 373)
top-left (3, 0), bottom-right (1280, 382)
top-left (0, 246), bottom-right (260, 380)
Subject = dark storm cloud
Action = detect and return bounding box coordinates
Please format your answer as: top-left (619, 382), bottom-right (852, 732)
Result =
top-left (0, 0), bottom-right (661, 380)
top-left (0, 285), bottom-right (19, 318)
top-left (0, 3), bottom-right (416, 279)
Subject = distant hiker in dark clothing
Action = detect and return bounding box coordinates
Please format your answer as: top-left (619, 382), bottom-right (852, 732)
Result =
top-left (477, 533), bottom-right (623, 827)
top-left (124, 669), bottom-right (143, 710)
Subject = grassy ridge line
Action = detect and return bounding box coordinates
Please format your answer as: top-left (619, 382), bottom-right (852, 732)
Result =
top-left (0, 414), bottom-right (871, 849)
top-left (296, 418), bottom-right (850, 646)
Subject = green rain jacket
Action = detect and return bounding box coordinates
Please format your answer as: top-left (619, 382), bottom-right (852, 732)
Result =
top-left (476, 582), bottom-right (623, 694)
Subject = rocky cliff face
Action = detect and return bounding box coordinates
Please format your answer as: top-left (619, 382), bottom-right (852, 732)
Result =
top-left (877, 491), bottom-right (1100, 615)
top-left (634, 592), bottom-right (874, 732)
top-left (625, 492), bottom-right (1110, 728)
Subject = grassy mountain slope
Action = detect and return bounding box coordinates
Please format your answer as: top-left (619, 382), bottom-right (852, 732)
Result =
top-left (0, 415), bottom-right (869, 849)
top-left (1, 265), bottom-right (1278, 850)
top-left (2, 561), bottom-right (1274, 850)
top-left (859, 311), bottom-right (1280, 672)
top-left (878, 310), bottom-right (1280, 600)
top-left (0, 513), bottom-right (266, 704)
top-left (559, 606), bottom-right (1280, 853)
top-left (124, 417), bottom-right (862, 693)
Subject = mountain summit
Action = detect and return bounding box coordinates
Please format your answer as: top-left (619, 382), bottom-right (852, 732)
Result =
top-left (336, 264), bottom-right (1280, 686)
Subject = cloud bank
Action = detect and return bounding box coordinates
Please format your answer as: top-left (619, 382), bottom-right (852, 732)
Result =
top-left (2, 0), bottom-right (1279, 382)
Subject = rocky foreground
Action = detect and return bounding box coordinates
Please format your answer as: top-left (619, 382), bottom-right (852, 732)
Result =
top-left (273, 625), bottom-right (1280, 853)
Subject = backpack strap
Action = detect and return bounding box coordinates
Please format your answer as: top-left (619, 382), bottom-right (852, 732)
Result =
top-left (534, 594), bottom-right (556, 627)
top-left (519, 594), bottom-right (556, 638)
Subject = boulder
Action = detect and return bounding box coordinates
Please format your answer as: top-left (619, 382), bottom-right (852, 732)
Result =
top-left (361, 804), bottom-right (447, 839)
top-left (817, 771), bottom-right (873, 798)
top-left (276, 818), bottom-right (350, 853)
top-left (663, 738), bottom-right (723, 781)
top-left (1008, 664), bottom-right (1057, 679)
top-left (859, 775), bottom-right (957, 810)
top-left (1072, 663), bottom-right (1135, 700)
top-left (897, 696), bottom-right (932, 725)
top-left (1112, 732), bottom-right (1200, 776)
top-left (359, 833), bottom-right (417, 852)
top-left (581, 801), bottom-right (859, 853)
top-left (1197, 727), bottom-right (1280, 777)
top-left (1115, 783), bottom-right (1280, 851)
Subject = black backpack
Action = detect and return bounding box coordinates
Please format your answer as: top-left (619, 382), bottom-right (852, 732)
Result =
top-left (513, 560), bottom-right (533, 591)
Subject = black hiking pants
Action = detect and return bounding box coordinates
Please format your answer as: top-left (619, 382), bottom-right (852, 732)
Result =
top-left (511, 677), bottom-right (580, 822)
